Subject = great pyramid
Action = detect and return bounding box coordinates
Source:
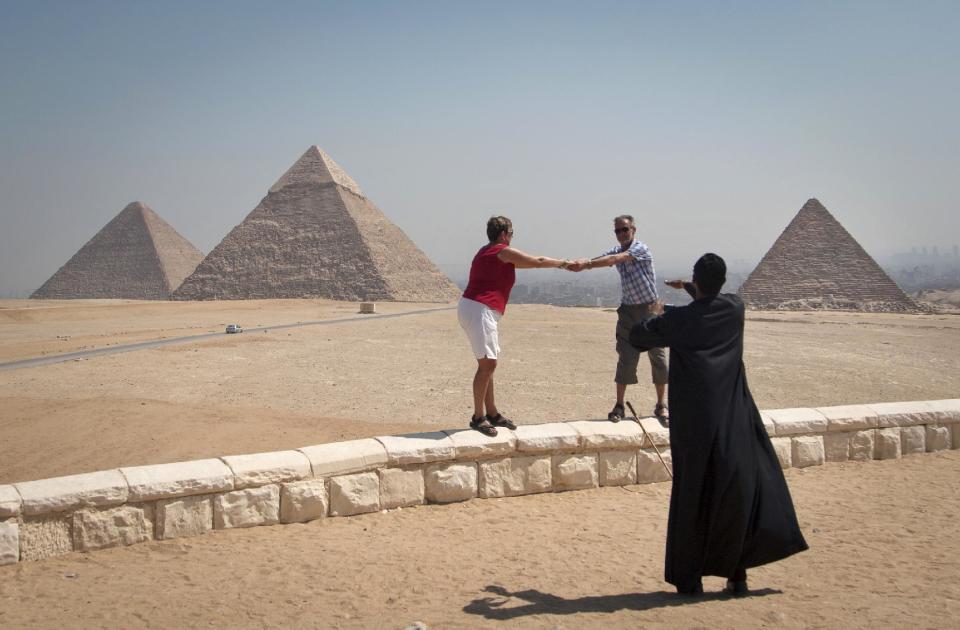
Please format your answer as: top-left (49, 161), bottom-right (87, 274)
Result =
top-left (32, 201), bottom-right (204, 300)
top-left (738, 198), bottom-right (919, 312)
top-left (173, 146), bottom-right (460, 302)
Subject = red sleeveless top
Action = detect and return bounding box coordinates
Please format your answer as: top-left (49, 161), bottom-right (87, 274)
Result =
top-left (462, 243), bottom-right (515, 314)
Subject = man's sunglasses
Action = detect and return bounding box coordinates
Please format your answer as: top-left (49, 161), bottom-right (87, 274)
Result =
top-left (614, 227), bottom-right (633, 234)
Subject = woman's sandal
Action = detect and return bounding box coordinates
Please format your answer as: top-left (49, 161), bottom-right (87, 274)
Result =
top-left (486, 413), bottom-right (517, 430)
top-left (470, 416), bottom-right (498, 437)
top-left (608, 403), bottom-right (625, 422)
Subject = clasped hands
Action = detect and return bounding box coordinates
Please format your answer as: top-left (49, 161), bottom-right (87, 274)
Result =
top-left (561, 258), bottom-right (593, 272)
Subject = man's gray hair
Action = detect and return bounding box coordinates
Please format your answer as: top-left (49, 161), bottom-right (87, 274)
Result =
top-left (613, 214), bottom-right (635, 225)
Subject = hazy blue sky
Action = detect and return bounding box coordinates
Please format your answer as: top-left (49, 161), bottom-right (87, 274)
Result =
top-left (1, 1), bottom-right (957, 295)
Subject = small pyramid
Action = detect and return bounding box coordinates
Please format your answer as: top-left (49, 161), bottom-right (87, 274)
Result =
top-left (31, 202), bottom-right (204, 300)
top-left (173, 146), bottom-right (460, 302)
top-left (738, 199), bottom-right (918, 312)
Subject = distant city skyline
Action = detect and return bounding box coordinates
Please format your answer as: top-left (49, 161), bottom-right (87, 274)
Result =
top-left (2, 2), bottom-right (958, 297)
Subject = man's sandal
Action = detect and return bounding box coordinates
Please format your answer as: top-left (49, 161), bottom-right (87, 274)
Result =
top-left (654, 403), bottom-right (669, 427)
top-left (608, 403), bottom-right (625, 422)
top-left (470, 416), bottom-right (498, 437)
top-left (486, 413), bottom-right (517, 430)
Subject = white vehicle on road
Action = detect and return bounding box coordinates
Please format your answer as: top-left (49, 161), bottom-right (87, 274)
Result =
top-left (225, 324), bottom-right (243, 334)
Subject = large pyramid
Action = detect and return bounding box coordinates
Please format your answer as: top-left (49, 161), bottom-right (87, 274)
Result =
top-left (173, 146), bottom-right (460, 302)
top-left (32, 202), bottom-right (204, 300)
top-left (738, 198), bottom-right (919, 312)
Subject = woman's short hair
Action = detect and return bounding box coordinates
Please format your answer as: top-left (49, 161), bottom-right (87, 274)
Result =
top-left (693, 253), bottom-right (727, 295)
top-left (487, 216), bottom-right (513, 242)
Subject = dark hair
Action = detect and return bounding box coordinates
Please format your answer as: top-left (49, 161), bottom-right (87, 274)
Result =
top-left (613, 214), bottom-right (635, 226)
top-left (487, 216), bottom-right (513, 242)
top-left (693, 253), bottom-right (726, 295)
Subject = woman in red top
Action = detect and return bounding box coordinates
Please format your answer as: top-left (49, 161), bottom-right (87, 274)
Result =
top-left (459, 216), bottom-right (573, 436)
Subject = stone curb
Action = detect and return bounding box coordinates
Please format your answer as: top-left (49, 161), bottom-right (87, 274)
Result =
top-left (121, 459), bottom-right (234, 502)
top-left (1, 398), bottom-right (956, 566)
top-left (15, 470), bottom-right (128, 515)
top-left (0, 485), bottom-right (21, 518)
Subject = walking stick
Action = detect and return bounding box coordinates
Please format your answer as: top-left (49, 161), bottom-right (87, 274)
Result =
top-left (625, 401), bottom-right (673, 479)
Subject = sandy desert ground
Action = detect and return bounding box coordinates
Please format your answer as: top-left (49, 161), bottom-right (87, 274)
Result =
top-left (1, 298), bottom-right (959, 628)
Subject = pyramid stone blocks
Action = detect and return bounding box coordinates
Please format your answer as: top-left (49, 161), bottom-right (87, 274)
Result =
top-left (32, 202), bottom-right (203, 300)
top-left (739, 199), bottom-right (918, 312)
top-left (174, 146), bottom-right (460, 302)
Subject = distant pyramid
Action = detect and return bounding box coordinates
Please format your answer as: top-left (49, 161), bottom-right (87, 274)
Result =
top-left (738, 199), bottom-right (919, 312)
top-left (173, 146), bottom-right (460, 302)
top-left (31, 202), bottom-right (204, 300)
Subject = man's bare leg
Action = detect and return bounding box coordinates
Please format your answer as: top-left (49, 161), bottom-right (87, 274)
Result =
top-left (655, 383), bottom-right (666, 406)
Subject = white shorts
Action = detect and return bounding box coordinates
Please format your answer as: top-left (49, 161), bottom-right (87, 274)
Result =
top-left (458, 297), bottom-right (502, 360)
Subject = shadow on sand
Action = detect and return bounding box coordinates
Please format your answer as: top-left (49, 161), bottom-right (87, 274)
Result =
top-left (463, 584), bottom-right (781, 620)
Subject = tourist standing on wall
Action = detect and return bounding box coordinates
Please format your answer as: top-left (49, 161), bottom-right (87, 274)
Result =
top-left (571, 215), bottom-right (669, 424)
top-left (459, 216), bottom-right (574, 436)
top-left (630, 253), bottom-right (808, 595)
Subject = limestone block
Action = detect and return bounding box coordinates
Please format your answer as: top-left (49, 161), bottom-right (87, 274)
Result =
top-left (552, 454), bottom-right (598, 491)
top-left (73, 505), bottom-right (153, 552)
top-left (0, 519), bottom-right (18, 566)
top-left (637, 418), bottom-right (670, 447)
top-left (816, 404), bottom-right (879, 432)
top-left (329, 472), bottom-right (380, 516)
top-left (280, 480), bottom-right (328, 523)
top-left (849, 430), bottom-right (876, 461)
top-left (599, 451), bottom-right (638, 486)
top-left (823, 432), bottom-right (851, 463)
top-left (213, 485), bottom-right (281, 529)
top-left (792, 436), bottom-right (825, 468)
top-left (926, 399), bottom-right (960, 424)
top-left (637, 448), bottom-right (672, 483)
top-left (122, 459), bottom-right (233, 502)
top-left (954, 424), bottom-right (960, 450)
top-left (900, 426), bottom-right (926, 456)
top-left (767, 408), bottom-right (828, 436)
top-left (925, 425), bottom-right (951, 452)
top-left (442, 427), bottom-right (517, 460)
top-left (870, 401), bottom-right (937, 428)
top-left (569, 420), bottom-right (643, 450)
top-left (514, 423), bottom-right (580, 453)
top-left (298, 438), bottom-right (387, 477)
top-left (221, 450), bottom-right (311, 489)
top-left (375, 432), bottom-right (455, 466)
top-left (424, 462), bottom-right (477, 503)
top-left (15, 470), bottom-right (128, 516)
top-left (759, 411), bottom-right (776, 437)
top-left (0, 485), bottom-right (20, 518)
top-left (156, 494), bottom-right (213, 540)
top-left (379, 468), bottom-right (425, 509)
top-left (875, 428), bottom-right (901, 460)
top-left (478, 456), bottom-right (551, 498)
top-left (19, 514), bottom-right (72, 561)
top-left (771, 437), bottom-right (792, 469)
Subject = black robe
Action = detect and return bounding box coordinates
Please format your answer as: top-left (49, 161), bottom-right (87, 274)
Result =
top-left (629, 291), bottom-right (807, 589)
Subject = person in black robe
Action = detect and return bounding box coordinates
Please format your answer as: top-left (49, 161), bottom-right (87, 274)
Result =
top-left (629, 253), bottom-right (808, 596)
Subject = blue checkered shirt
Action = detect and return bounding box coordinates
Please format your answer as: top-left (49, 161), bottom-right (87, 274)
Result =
top-left (603, 239), bottom-right (659, 305)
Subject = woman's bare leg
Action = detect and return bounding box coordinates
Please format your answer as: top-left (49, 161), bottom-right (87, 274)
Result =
top-left (472, 358), bottom-right (497, 419)
top-left (484, 377), bottom-right (498, 418)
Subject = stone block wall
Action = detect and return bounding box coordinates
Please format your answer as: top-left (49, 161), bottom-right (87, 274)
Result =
top-left (0, 399), bottom-right (957, 566)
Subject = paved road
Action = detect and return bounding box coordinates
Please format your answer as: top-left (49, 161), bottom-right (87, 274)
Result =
top-left (0, 306), bottom-right (455, 372)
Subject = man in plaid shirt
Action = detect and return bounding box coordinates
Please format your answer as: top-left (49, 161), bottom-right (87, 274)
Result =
top-left (572, 215), bottom-right (668, 424)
